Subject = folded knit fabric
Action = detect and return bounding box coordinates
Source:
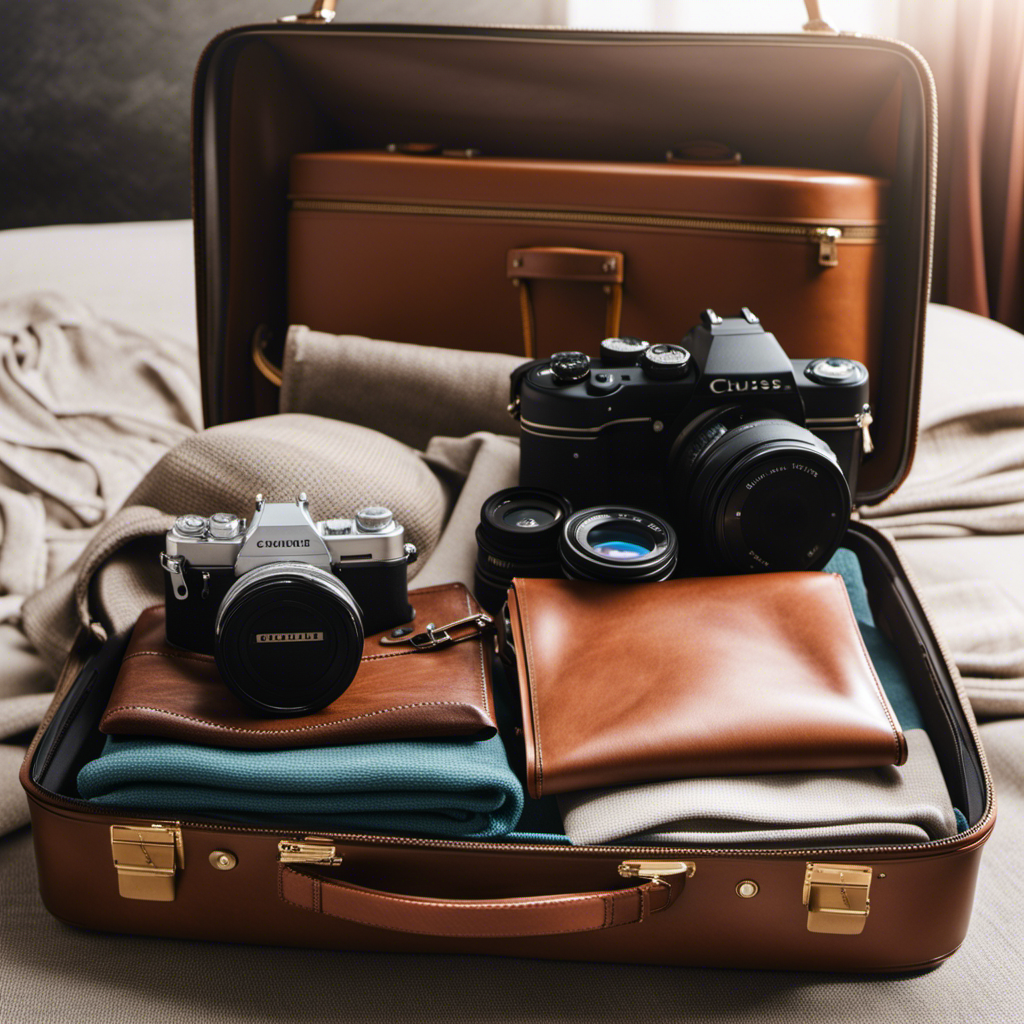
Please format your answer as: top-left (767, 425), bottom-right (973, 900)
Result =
top-left (77, 733), bottom-right (524, 840)
top-left (558, 729), bottom-right (955, 846)
top-left (558, 548), bottom-right (958, 846)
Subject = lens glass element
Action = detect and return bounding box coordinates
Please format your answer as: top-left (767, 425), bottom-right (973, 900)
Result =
top-left (586, 524), bottom-right (655, 560)
top-left (502, 506), bottom-right (556, 529)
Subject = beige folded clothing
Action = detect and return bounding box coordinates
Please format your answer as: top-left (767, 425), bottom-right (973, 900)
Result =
top-left (558, 729), bottom-right (957, 847)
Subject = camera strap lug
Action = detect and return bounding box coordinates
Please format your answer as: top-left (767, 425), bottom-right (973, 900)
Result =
top-left (379, 613), bottom-right (495, 652)
top-left (858, 405), bottom-right (875, 455)
top-left (160, 552), bottom-right (189, 600)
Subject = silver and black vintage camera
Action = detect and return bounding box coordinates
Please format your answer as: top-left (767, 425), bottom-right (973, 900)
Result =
top-left (161, 494), bottom-right (416, 716)
top-left (512, 309), bottom-right (872, 574)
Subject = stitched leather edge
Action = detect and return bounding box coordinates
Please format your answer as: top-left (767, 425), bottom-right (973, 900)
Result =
top-left (100, 699), bottom-right (485, 736)
top-left (828, 573), bottom-right (905, 764)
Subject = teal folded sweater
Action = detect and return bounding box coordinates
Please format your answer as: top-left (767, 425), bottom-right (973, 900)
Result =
top-left (77, 733), bottom-right (524, 839)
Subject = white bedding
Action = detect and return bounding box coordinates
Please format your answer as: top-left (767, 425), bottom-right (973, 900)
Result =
top-left (1, 219), bottom-right (1023, 1023)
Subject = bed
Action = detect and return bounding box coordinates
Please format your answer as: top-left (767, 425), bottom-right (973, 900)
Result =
top-left (1, 219), bottom-right (1022, 1022)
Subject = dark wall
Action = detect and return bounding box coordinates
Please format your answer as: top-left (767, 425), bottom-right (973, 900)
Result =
top-left (0, 1), bottom-right (565, 229)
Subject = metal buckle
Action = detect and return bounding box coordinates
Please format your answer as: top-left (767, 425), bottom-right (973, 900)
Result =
top-left (379, 613), bottom-right (494, 652)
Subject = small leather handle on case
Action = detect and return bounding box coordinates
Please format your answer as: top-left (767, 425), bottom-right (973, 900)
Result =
top-left (252, 325), bottom-right (283, 387)
top-left (508, 247), bottom-right (624, 359)
top-left (279, 865), bottom-right (678, 938)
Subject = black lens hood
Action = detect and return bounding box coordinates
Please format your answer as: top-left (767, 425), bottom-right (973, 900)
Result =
top-left (214, 562), bottom-right (364, 716)
top-left (681, 417), bottom-right (850, 572)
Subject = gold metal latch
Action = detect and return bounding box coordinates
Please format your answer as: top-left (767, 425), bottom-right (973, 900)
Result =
top-left (110, 824), bottom-right (183, 901)
top-left (803, 862), bottom-right (873, 934)
top-left (278, 839), bottom-right (344, 866)
top-left (618, 860), bottom-right (696, 886)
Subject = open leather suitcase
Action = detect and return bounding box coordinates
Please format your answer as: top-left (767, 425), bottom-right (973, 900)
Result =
top-left (20, 10), bottom-right (996, 972)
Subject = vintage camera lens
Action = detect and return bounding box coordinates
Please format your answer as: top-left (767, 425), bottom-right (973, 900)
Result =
top-left (214, 562), bottom-right (363, 716)
top-left (559, 507), bottom-right (678, 582)
top-left (474, 487), bottom-right (572, 612)
top-left (673, 411), bottom-right (851, 573)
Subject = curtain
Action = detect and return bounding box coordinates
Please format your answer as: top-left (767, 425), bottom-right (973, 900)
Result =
top-left (899, 0), bottom-right (1024, 333)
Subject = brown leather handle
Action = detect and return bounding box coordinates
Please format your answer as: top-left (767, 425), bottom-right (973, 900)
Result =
top-left (507, 247), bottom-right (624, 359)
top-left (280, 865), bottom-right (678, 938)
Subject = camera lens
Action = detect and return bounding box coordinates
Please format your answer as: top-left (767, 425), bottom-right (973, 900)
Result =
top-left (559, 507), bottom-right (678, 582)
top-left (214, 562), bottom-right (363, 716)
top-left (673, 410), bottom-right (851, 573)
top-left (474, 487), bottom-right (572, 612)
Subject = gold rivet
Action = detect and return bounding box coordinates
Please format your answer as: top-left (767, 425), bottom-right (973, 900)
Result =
top-left (209, 850), bottom-right (237, 870)
top-left (736, 880), bottom-right (759, 898)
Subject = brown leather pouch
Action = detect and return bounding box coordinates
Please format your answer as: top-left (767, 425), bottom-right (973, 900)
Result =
top-left (100, 584), bottom-right (497, 749)
top-left (505, 574), bottom-right (906, 798)
top-left (286, 150), bottom-right (887, 378)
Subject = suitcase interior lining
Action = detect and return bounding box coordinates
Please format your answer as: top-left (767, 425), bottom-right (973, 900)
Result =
top-left (195, 27), bottom-right (929, 508)
top-left (30, 528), bottom-right (988, 843)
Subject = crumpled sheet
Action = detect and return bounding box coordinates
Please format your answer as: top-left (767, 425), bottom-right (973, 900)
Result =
top-left (0, 292), bottom-right (201, 832)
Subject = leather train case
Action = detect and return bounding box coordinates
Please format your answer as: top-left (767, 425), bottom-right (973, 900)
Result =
top-left (20, 20), bottom-right (995, 972)
top-left (287, 151), bottom-right (888, 373)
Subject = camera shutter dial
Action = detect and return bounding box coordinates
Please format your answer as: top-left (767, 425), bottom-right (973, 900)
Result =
top-left (600, 336), bottom-right (650, 366)
top-left (804, 358), bottom-right (866, 386)
top-left (641, 344), bottom-right (692, 380)
top-left (208, 512), bottom-right (242, 539)
top-left (355, 506), bottom-right (394, 532)
top-left (174, 514), bottom-right (208, 536)
top-left (549, 351), bottom-right (591, 384)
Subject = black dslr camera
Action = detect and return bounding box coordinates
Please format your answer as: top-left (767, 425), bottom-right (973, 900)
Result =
top-left (512, 309), bottom-right (871, 574)
top-left (161, 494), bottom-right (416, 715)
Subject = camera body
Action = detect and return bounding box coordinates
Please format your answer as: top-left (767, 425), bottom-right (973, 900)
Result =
top-left (514, 310), bottom-right (871, 573)
top-left (162, 494), bottom-right (416, 657)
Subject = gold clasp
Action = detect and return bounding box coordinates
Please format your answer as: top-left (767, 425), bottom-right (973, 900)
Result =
top-left (803, 862), bottom-right (873, 934)
top-left (110, 824), bottom-right (183, 901)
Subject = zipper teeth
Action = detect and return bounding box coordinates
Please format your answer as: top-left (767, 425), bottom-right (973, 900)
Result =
top-left (34, 783), bottom-right (987, 861)
top-left (290, 198), bottom-right (882, 241)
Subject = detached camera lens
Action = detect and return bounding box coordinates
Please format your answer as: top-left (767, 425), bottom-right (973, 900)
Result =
top-left (474, 487), bottom-right (572, 612)
top-left (559, 507), bottom-right (678, 582)
top-left (214, 562), bottom-right (363, 716)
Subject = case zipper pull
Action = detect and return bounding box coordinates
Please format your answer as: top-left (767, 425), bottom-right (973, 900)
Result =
top-left (379, 613), bottom-right (495, 652)
top-left (813, 226), bottom-right (842, 267)
top-left (618, 860), bottom-right (696, 887)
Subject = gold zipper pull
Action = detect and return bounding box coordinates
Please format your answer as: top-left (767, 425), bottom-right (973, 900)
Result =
top-left (618, 860), bottom-right (696, 886)
top-left (813, 226), bottom-right (842, 267)
top-left (278, 839), bottom-right (343, 865)
top-left (858, 404), bottom-right (875, 455)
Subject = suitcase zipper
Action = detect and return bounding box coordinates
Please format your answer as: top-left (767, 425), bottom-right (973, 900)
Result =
top-left (289, 198), bottom-right (881, 268)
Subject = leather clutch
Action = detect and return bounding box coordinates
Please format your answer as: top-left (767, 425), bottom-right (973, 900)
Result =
top-left (504, 574), bottom-right (907, 798)
top-left (100, 584), bottom-right (497, 749)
